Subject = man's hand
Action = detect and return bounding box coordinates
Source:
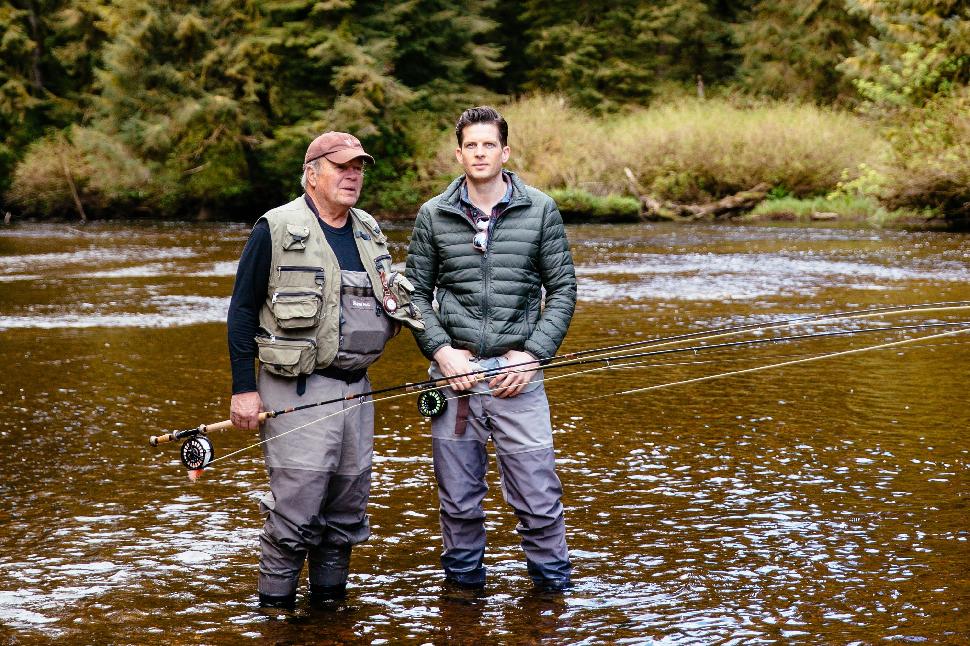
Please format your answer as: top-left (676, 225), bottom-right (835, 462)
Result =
top-left (488, 350), bottom-right (539, 399)
top-left (230, 391), bottom-right (264, 431)
top-left (433, 346), bottom-right (477, 391)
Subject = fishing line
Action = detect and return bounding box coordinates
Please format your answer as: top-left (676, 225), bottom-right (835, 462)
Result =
top-left (465, 321), bottom-right (970, 381)
top-left (204, 318), bottom-right (967, 454)
top-left (553, 301), bottom-right (970, 365)
top-left (205, 324), bottom-right (970, 467)
top-left (151, 303), bottom-right (970, 448)
top-left (431, 325), bottom-right (970, 428)
top-left (192, 320), bottom-right (970, 460)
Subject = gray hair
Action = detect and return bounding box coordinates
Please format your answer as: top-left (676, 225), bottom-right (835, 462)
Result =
top-left (300, 159), bottom-right (320, 189)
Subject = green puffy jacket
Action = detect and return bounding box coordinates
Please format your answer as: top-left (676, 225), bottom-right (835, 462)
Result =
top-left (405, 171), bottom-right (576, 360)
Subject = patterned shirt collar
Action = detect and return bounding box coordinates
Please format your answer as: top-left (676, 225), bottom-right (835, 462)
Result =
top-left (459, 171), bottom-right (513, 217)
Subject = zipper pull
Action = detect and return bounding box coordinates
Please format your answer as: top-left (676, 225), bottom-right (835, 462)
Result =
top-left (271, 292), bottom-right (278, 304)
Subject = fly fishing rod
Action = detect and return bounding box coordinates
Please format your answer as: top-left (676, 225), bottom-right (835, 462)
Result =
top-left (150, 318), bottom-right (970, 470)
top-left (202, 322), bottom-right (970, 474)
top-left (153, 300), bottom-right (970, 447)
top-left (555, 300), bottom-right (970, 364)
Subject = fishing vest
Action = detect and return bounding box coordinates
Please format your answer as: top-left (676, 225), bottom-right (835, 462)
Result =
top-left (255, 197), bottom-right (422, 378)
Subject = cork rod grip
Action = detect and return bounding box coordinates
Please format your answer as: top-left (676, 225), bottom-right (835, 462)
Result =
top-left (149, 412), bottom-right (272, 446)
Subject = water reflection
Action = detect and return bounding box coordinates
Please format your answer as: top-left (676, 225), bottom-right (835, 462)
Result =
top-left (1, 222), bottom-right (969, 643)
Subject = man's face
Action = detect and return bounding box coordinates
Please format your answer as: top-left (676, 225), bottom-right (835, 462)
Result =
top-left (455, 123), bottom-right (510, 182)
top-left (307, 157), bottom-right (364, 213)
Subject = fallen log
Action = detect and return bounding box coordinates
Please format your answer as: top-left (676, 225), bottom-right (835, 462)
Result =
top-left (624, 167), bottom-right (770, 221)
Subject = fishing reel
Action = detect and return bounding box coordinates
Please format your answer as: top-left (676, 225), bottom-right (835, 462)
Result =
top-left (180, 435), bottom-right (215, 470)
top-left (416, 389), bottom-right (447, 418)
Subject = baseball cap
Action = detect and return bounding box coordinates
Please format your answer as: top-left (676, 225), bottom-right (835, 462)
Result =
top-left (304, 131), bottom-right (375, 165)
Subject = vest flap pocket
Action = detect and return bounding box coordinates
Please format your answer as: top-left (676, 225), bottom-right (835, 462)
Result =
top-left (384, 272), bottom-right (425, 330)
top-left (256, 336), bottom-right (316, 377)
top-left (283, 223), bottom-right (311, 251)
top-left (271, 289), bottom-right (323, 329)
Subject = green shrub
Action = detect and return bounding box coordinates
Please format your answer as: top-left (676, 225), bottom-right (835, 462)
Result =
top-left (6, 126), bottom-right (152, 217)
top-left (547, 188), bottom-right (640, 222)
top-left (879, 89), bottom-right (970, 220)
top-left (748, 194), bottom-right (879, 220)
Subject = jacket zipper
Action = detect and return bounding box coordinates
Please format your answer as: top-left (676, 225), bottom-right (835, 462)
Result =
top-left (438, 199), bottom-right (527, 358)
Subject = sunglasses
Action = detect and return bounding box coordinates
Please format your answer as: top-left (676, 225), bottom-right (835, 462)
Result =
top-left (472, 217), bottom-right (489, 253)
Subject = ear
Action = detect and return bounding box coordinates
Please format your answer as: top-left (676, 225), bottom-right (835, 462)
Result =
top-left (454, 146), bottom-right (463, 163)
top-left (501, 146), bottom-right (510, 164)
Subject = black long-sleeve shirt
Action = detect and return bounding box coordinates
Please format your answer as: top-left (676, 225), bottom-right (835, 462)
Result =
top-left (227, 195), bottom-right (365, 393)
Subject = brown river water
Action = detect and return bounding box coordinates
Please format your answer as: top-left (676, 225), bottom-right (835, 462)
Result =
top-left (1, 221), bottom-right (969, 644)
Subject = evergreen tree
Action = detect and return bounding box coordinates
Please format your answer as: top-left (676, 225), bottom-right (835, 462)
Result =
top-left (256, 0), bottom-right (503, 209)
top-left (0, 0), bottom-right (108, 198)
top-left (521, 0), bottom-right (740, 111)
top-left (735, 0), bottom-right (872, 103)
top-left (842, 0), bottom-right (970, 110)
top-left (89, 0), bottom-right (275, 213)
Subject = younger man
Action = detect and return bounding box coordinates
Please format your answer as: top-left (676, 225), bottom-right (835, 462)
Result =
top-left (405, 106), bottom-right (577, 591)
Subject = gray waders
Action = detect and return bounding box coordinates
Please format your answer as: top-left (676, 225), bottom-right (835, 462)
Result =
top-left (430, 378), bottom-right (572, 589)
top-left (257, 271), bottom-right (394, 603)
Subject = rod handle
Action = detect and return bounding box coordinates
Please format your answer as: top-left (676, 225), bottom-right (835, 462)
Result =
top-left (202, 419), bottom-right (236, 433)
top-left (405, 379), bottom-right (449, 392)
top-left (149, 431), bottom-right (180, 446)
top-left (149, 412), bottom-right (273, 446)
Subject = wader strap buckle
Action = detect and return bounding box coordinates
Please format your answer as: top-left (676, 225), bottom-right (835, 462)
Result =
top-left (454, 396), bottom-right (470, 436)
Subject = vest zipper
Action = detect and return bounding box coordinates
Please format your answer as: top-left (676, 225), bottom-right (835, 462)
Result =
top-left (277, 265), bottom-right (326, 284)
top-left (266, 334), bottom-right (317, 346)
top-left (271, 290), bottom-right (323, 305)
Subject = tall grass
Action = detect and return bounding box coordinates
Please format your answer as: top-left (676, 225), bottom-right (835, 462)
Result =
top-left (427, 95), bottom-right (886, 205)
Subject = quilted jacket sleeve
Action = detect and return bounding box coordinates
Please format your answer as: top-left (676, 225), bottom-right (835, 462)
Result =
top-left (405, 204), bottom-right (453, 359)
top-left (524, 199), bottom-right (577, 359)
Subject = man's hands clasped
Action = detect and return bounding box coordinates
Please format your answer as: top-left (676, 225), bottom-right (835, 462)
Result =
top-left (433, 346), bottom-right (539, 399)
top-left (488, 349), bottom-right (539, 398)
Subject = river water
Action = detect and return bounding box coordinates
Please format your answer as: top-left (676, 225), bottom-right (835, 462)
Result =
top-left (1, 221), bottom-right (968, 644)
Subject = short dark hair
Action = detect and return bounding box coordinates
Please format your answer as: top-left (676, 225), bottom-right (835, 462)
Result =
top-left (455, 106), bottom-right (508, 146)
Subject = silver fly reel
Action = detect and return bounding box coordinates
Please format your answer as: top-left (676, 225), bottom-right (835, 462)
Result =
top-left (180, 436), bottom-right (215, 470)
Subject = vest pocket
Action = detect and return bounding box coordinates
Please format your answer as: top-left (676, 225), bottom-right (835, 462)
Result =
top-left (256, 335), bottom-right (317, 377)
top-left (271, 289), bottom-right (323, 329)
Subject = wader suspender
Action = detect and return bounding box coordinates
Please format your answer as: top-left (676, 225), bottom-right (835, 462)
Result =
top-left (454, 396), bottom-right (470, 436)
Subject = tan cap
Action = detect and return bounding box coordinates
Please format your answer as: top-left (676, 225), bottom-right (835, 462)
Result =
top-left (304, 131), bottom-right (374, 165)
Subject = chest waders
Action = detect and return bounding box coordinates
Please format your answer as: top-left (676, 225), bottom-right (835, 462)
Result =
top-left (252, 199), bottom-right (418, 606)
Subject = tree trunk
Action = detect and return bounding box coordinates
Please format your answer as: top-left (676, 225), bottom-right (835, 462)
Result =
top-left (26, 2), bottom-right (45, 93)
top-left (624, 167), bottom-right (769, 221)
top-left (59, 137), bottom-right (87, 223)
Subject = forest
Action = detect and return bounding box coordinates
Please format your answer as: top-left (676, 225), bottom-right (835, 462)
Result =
top-left (1, 0), bottom-right (968, 223)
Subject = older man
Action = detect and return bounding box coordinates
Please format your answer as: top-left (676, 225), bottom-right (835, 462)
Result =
top-left (227, 132), bottom-right (421, 609)
top-left (406, 106), bottom-right (577, 592)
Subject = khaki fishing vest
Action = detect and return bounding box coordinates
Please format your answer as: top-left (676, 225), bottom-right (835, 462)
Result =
top-left (254, 197), bottom-right (421, 378)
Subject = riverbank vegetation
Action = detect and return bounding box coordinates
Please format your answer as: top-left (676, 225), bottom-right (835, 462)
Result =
top-left (1, 1), bottom-right (968, 225)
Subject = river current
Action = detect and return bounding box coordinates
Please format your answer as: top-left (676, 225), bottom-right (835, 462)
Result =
top-left (0, 222), bottom-right (968, 644)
